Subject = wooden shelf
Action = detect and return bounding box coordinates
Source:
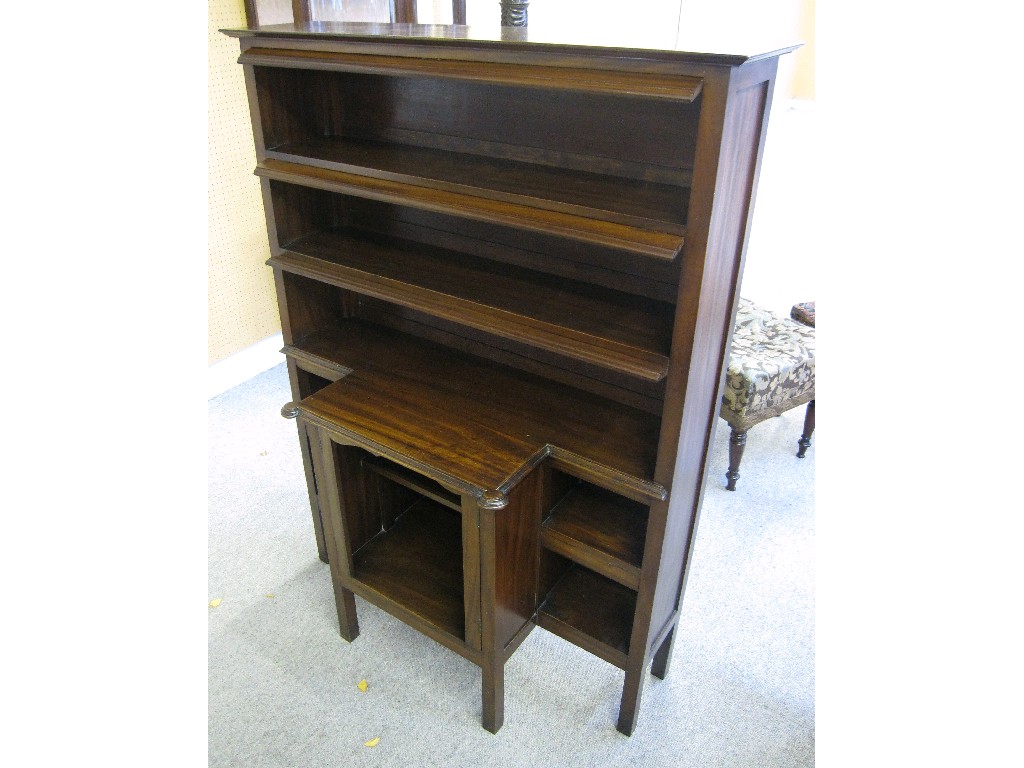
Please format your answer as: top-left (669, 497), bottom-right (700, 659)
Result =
top-left (288, 320), bottom-right (667, 504)
top-left (266, 136), bottom-right (689, 235)
top-left (541, 484), bottom-right (648, 590)
top-left (256, 159), bottom-right (685, 260)
top-left (352, 498), bottom-right (466, 642)
top-left (239, 47), bottom-right (704, 103)
top-left (362, 455), bottom-right (462, 513)
top-left (536, 565), bottom-right (636, 669)
top-left (269, 228), bottom-right (673, 382)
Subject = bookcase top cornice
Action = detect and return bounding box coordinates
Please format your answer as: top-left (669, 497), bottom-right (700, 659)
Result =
top-left (222, 21), bottom-right (800, 66)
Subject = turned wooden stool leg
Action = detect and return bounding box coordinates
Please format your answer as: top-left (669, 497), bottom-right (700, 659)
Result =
top-left (726, 427), bottom-right (747, 491)
top-left (797, 400), bottom-right (815, 458)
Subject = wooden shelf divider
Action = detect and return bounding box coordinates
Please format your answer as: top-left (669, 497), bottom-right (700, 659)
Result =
top-left (362, 455), bottom-right (462, 512)
top-left (541, 484), bottom-right (648, 590)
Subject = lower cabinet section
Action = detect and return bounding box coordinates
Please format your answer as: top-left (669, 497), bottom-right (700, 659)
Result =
top-left (300, 407), bottom-right (659, 735)
top-left (537, 560), bottom-right (638, 669)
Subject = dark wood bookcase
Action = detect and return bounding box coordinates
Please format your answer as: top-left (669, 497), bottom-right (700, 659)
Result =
top-left (223, 21), bottom-right (797, 736)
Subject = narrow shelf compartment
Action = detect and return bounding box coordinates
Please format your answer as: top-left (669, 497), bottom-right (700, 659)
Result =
top-left (266, 136), bottom-right (689, 235)
top-left (362, 455), bottom-right (462, 512)
top-left (290, 319), bottom-right (666, 504)
top-left (536, 565), bottom-right (636, 669)
top-left (541, 482), bottom-right (649, 590)
top-left (256, 159), bottom-right (685, 261)
top-left (268, 227), bottom-right (673, 383)
top-left (352, 498), bottom-right (466, 642)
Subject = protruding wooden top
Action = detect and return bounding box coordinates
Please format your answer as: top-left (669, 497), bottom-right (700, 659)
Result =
top-left (222, 21), bottom-right (800, 67)
top-left (292, 320), bottom-right (667, 507)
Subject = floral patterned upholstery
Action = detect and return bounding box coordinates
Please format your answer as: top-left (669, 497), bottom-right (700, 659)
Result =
top-left (720, 299), bottom-right (816, 431)
top-left (790, 301), bottom-right (815, 327)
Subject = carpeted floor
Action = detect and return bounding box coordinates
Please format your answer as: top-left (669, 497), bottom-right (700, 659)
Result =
top-left (208, 362), bottom-right (814, 767)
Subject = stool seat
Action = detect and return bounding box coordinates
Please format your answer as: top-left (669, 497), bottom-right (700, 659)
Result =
top-left (722, 299), bottom-right (815, 431)
top-left (790, 301), bottom-right (816, 327)
top-left (720, 299), bottom-right (815, 490)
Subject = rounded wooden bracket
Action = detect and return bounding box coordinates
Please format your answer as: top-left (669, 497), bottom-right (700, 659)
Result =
top-left (280, 402), bottom-right (300, 419)
top-left (478, 490), bottom-right (508, 510)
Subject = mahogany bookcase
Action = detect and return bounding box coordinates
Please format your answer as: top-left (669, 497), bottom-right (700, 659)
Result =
top-left (223, 20), bottom-right (797, 735)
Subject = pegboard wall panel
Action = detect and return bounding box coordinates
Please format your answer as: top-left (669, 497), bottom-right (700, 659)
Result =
top-left (207, 0), bottom-right (280, 366)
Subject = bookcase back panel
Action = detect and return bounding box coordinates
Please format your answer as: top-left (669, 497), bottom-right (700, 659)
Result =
top-left (342, 197), bottom-right (683, 302)
top-left (355, 298), bottom-right (668, 415)
top-left (279, 271), bottom-right (358, 341)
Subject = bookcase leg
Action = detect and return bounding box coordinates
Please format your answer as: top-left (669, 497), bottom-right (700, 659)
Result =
top-left (616, 658), bottom-right (648, 736)
top-left (481, 662), bottom-right (505, 733)
top-left (305, 422), bottom-right (361, 642)
top-left (333, 587), bottom-right (360, 642)
top-left (477, 501), bottom-right (506, 734)
top-left (651, 625), bottom-right (676, 680)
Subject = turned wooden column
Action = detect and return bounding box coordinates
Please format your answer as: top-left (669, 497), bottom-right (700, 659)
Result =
top-left (500, 0), bottom-right (529, 26)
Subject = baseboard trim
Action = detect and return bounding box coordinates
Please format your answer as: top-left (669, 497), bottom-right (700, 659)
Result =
top-left (208, 332), bottom-right (284, 400)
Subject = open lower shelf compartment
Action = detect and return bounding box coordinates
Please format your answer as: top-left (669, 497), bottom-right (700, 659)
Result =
top-left (267, 214), bottom-right (674, 382)
top-left (537, 564), bottom-right (637, 669)
top-left (351, 496), bottom-right (467, 642)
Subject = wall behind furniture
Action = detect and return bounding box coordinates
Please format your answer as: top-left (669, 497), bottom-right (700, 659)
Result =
top-left (208, 0), bottom-right (280, 366)
top-left (780, 0), bottom-right (815, 101)
top-left (676, 0), bottom-right (814, 102)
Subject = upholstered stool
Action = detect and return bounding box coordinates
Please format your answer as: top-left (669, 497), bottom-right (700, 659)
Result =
top-left (720, 299), bottom-right (815, 490)
top-left (790, 301), bottom-right (815, 327)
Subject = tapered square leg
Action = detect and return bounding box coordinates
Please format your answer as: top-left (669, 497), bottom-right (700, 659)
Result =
top-left (651, 625), bottom-right (676, 680)
top-left (616, 657), bottom-right (649, 736)
top-left (306, 423), bottom-right (361, 642)
top-left (482, 663), bottom-right (505, 734)
top-left (333, 587), bottom-right (360, 642)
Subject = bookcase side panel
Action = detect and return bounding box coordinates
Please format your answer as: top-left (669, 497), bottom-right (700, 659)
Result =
top-left (649, 58), bottom-right (781, 648)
